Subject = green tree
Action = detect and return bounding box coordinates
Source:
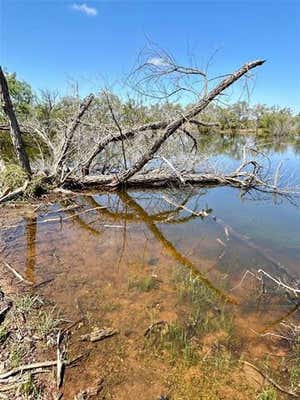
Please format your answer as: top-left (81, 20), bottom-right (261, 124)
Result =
top-left (1, 71), bottom-right (34, 119)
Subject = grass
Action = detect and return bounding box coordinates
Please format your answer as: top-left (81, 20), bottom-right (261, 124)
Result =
top-left (15, 294), bottom-right (43, 314)
top-left (257, 388), bottom-right (277, 400)
top-left (19, 375), bottom-right (43, 400)
top-left (145, 266), bottom-right (235, 369)
top-left (160, 321), bottom-right (199, 366)
top-left (37, 307), bottom-right (60, 337)
top-left (289, 364), bottom-right (300, 390)
top-left (0, 163), bottom-right (49, 198)
top-left (9, 343), bottom-right (28, 368)
top-left (0, 288), bottom-right (61, 398)
top-left (172, 266), bottom-right (234, 339)
top-left (24, 175), bottom-right (49, 198)
top-left (288, 339), bottom-right (300, 390)
top-left (14, 294), bottom-right (60, 338)
top-left (128, 275), bottom-right (159, 292)
top-left (100, 301), bottom-right (121, 314)
top-left (165, 347), bottom-right (246, 400)
top-left (173, 266), bottom-right (221, 309)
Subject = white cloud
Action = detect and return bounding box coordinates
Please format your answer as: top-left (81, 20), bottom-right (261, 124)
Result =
top-left (148, 57), bottom-right (168, 67)
top-left (71, 3), bottom-right (98, 17)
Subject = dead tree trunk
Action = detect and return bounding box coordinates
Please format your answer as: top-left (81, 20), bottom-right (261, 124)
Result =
top-left (0, 66), bottom-right (32, 177)
top-left (109, 60), bottom-right (265, 187)
top-left (55, 93), bottom-right (94, 178)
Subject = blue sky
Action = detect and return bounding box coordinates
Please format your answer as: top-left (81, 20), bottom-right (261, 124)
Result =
top-left (1, 0), bottom-right (299, 111)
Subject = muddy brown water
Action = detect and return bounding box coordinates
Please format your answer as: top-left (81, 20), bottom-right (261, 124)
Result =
top-left (1, 136), bottom-right (300, 398)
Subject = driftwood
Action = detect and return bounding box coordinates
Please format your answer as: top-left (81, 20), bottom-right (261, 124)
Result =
top-left (74, 379), bottom-right (104, 400)
top-left (0, 361), bottom-right (57, 381)
top-left (0, 67), bottom-right (32, 177)
top-left (0, 181), bottom-right (29, 204)
top-left (68, 165), bottom-right (283, 193)
top-left (232, 269), bottom-right (300, 297)
top-left (0, 354), bottom-right (86, 382)
top-left (80, 327), bottom-right (118, 342)
top-left (0, 58), bottom-right (282, 203)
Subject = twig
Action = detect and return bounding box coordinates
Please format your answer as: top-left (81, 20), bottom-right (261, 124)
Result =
top-left (0, 361), bottom-right (57, 381)
top-left (257, 269), bottom-right (300, 296)
top-left (63, 206), bottom-right (106, 221)
top-left (2, 262), bottom-right (33, 285)
top-left (32, 278), bottom-right (55, 289)
top-left (144, 320), bottom-right (168, 337)
top-left (0, 354), bottom-right (86, 382)
top-left (56, 331), bottom-right (64, 389)
top-left (241, 360), bottom-right (298, 398)
top-left (216, 238), bottom-right (226, 247)
top-left (103, 224), bottom-right (124, 228)
top-left (160, 156), bottom-right (185, 183)
top-left (161, 195), bottom-right (208, 217)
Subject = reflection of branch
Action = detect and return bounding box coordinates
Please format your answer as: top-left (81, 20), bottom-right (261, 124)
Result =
top-left (161, 195), bottom-right (210, 217)
top-left (25, 217), bottom-right (37, 283)
top-left (61, 203), bottom-right (105, 236)
top-left (118, 191), bottom-right (237, 304)
top-left (75, 192), bottom-right (235, 303)
top-left (83, 192), bottom-right (197, 225)
top-left (257, 269), bottom-right (300, 296)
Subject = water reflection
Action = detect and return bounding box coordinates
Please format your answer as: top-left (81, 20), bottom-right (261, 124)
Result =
top-left (2, 186), bottom-right (300, 398)
top-left (25, 216), bottom-right (37, 283)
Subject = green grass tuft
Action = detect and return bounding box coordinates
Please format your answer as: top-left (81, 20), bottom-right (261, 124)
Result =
top-left (128, 275), bottom-right (159, 292)
top-left (257, 388), bottom-right (277, 400)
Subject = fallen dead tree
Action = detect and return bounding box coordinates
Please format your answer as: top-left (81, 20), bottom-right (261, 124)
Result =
top-left (68, 154), bottom-right (299, 195)
top-left (2, 53), bottom-right (295, 199)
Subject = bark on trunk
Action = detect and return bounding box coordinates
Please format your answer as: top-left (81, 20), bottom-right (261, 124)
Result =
top-left (66, 169), bottom-right (261, 190)
top-left (0, 67), bottom-right (32, 177)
